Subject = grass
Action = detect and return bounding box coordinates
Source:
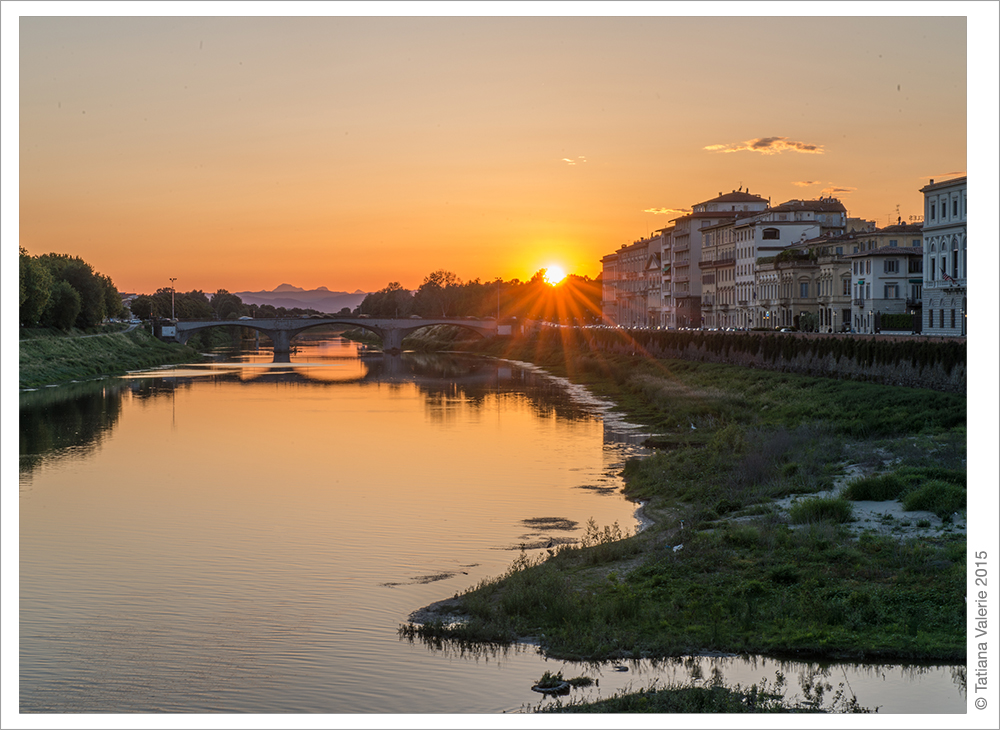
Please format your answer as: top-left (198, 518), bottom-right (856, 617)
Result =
top-left (538, 671), bottom-right (874, 713)
top-left (788, 497), bottom-right (854, 524)
top-left (19, 327), bottom-right (199, 388)
top-left (842, 466), bottom-right (967, 521)
top-left (403, 339), bottom-right (966, 664)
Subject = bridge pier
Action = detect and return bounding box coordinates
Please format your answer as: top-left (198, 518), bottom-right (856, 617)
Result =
top-left (270, 330), bottom-right (293, 354)
top-left (380, 328), bottom-right (404, 354)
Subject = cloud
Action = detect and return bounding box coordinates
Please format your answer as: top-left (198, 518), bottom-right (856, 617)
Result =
top-left (561, 156), bottom-right (587, 165)
top-left (821, 186), bottom-right (857, 195)
top-left (918, 171), bottom-right (966, 179)
top-left (644, 207), bottom-right (691, 215)
top-left (793, 180), bottom-right (821, 187)
top-left (704, 137), bottom-right (825, 155)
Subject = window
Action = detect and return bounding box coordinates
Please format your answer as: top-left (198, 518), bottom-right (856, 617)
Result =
top-left (940, 309), bottom-right (945, 329)
top-left (930, 258), bottom-right (936, 280)
top-left (836, 246), bottom-right (843, 255)
top-left (865, 283), bottom-right (870, 299)
top-left (884, 260), bottom-right (898, 273)
top-left (929, 310), bottom-right (934, 328)
top-left (842, 279), bottom-right (850, 295)
top-left (762, 228), bottom-right (780, 240)
top-left (912, 239), bottom-right (921, 247)
top-left (950, 309), bottom-right (955, 329)
top-left (889, 239), bottom-right (898, 247)
top-left (953, 199), bottom-right (958, 217)
top-left (909, 258), bottom-right (923, 274)
top-left (866, 260), bottom-right (871, 274)
top-left (910, 283), bottom-right (921, 300)
top-left (884, 284), bottom-right (899, 299)
top-left (800, 282), bottom-right (809, 298)
top-left (930, 204), bottom-right (936, 221)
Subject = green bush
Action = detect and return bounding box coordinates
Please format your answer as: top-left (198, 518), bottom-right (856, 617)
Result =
top-left (788, 497), bottom-right (853, 524)
top-left (901, 480), bottom-right (966, 521)
top-left (843, 474), bottom-right (906, 501)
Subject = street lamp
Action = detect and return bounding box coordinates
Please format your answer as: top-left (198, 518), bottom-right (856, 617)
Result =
top-left (169, 277), bottom-right (177, 320)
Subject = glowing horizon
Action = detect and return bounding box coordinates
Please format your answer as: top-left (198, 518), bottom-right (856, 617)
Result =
top-left (10, 12), bottom-right (975, 296)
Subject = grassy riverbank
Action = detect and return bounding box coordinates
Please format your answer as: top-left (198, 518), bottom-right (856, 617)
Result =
top-left (19, 326), bottom-right (200, 388)
top-left (402, 334), bottom-right (967, 665)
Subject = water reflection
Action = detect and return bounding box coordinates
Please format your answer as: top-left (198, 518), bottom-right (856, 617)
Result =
top-left (19, 380), bottom-right (127, 477)
top-left (19, 338), bottom-right (966, 714)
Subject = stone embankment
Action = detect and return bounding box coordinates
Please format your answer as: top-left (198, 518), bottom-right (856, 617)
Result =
top-left (592, 331), bottom-right (965, 393)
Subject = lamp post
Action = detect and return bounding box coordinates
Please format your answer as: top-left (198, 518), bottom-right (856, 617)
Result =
top-left (832, 309), bottom-right (837, 334)
top-left (169, 277), bottom-right (177, 321)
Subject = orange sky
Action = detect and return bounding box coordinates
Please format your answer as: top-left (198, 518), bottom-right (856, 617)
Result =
top-left (8, 8), bottom-right (988, 295)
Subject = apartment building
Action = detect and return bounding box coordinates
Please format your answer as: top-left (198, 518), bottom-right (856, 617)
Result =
top-left (920, 176), bottom-right (967, 336)
top-left (600, 251), bottom-right (619, 324)
top-left (600, 233), bottom-right (663, 327)
top-left (730, 197), bottom-right (848, 329)
top-left (666, 190), bottom-right (768, 329)
top-left (801, 233), bottom-right (854, 332)
top-left (847, 243), bottom-right (924, 334)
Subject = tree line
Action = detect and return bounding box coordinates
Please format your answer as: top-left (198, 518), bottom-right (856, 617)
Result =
top-left (128, 289), bottom-right (326, 321)
top-left (358, 269), bottom-right (603, 324)
top-left (20, 248), bottom-right (124, 330)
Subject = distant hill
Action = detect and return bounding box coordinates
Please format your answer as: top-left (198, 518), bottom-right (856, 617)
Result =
top-left (234, 285), bottom-right (369, 314)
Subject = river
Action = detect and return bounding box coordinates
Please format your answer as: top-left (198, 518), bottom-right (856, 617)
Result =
top-left (17, 331), bottom-right (965, 714)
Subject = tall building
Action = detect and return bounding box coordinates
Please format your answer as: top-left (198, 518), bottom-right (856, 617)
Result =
top-left (666, 190), bottom-right (768, 329)
top-left (919, 176), bottom-right (967, 336)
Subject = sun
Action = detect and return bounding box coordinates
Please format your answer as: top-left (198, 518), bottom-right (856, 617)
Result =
top-left (543, 265), bottom-right (567, 286)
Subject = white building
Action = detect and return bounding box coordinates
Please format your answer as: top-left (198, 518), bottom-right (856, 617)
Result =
top-left (733, 197), bottom-right (847, 329)
top-left (920, 176), bottom-right (967, 336)
top-left (847, 243), bottom-right (924, 334)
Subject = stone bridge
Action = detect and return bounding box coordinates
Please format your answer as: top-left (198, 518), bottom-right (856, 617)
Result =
top-left (172, 316), bottom-right (498, 353)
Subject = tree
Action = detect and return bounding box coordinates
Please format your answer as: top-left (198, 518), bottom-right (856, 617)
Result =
top-left (101, 274), bottom-right (124, 320)
top-left (359, 281), bottom-right (414, 317)
top-left (210, 289), bottom-right (245, 320)
top-left (129, 295), bottom-right (154, 320)
top-left (38, 254), bottom-right (106, 329)
top-left (414, 270), bottom-right (461, 317)
top-left (41, 280), bottom-right (82, 330)
top-left (19, 248), bottom-right (52, 327)
top-left (175, 290), bottom-right (214, 319)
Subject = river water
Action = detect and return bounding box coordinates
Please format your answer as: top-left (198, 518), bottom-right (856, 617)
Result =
top-left (18, 332), bottom-right (965, 715)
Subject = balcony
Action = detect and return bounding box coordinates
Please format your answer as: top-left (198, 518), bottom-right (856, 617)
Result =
top-left (853, 299), bottom-right (865, 306)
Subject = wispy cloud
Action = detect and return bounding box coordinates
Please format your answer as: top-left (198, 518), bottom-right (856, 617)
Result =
top-left (561, 156), bottom-right (587, 165)
top-left (918, 171), bottom-right (966, 179)
top-left (793, 180), bottom-right (821, 187)
top-left (704, 137), bottom-right (825, 155)
top-left (821, 186), bottom-right (857, 195)
top-left (644, 207), bottom-right (691, 216)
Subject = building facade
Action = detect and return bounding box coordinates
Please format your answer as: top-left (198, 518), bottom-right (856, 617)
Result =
top-left (667, 190), bottom-right (768, 329)
top-left (847, 244), bottom-right (924, 334)
top-left (919, 176), bottom-right (967, 336)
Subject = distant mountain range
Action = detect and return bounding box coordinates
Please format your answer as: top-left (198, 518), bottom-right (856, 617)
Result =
top-left (234, 284), bottom-right (369, 313)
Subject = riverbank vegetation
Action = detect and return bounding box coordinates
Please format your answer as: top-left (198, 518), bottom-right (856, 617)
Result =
top-left (401, 332), bottom-right (966, 665)
top-left (19, 327), bottom-right (198, 389)
top-left (20, 247), bottom-right (124, 329)
top-left (536, 671), bottom-right (873, 713)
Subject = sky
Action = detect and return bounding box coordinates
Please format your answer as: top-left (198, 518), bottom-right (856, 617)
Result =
top-left (7, 4), bottom-right (989, 297)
